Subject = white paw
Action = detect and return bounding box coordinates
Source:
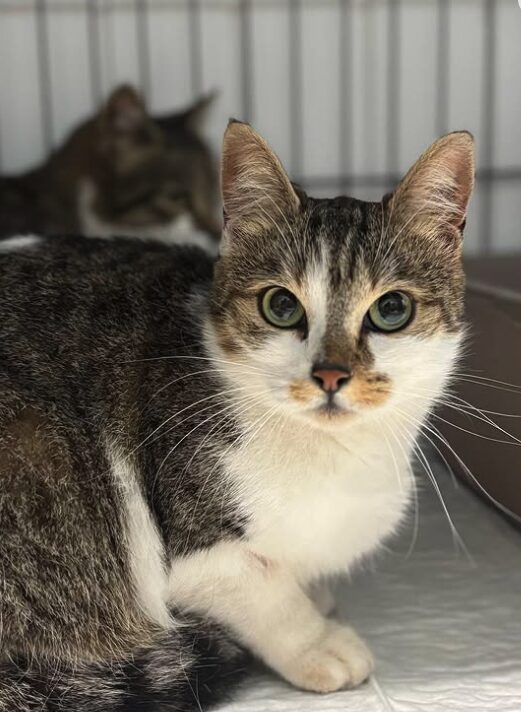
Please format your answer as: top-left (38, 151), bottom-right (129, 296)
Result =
top-left (280, 623), bottom-right (374, 693)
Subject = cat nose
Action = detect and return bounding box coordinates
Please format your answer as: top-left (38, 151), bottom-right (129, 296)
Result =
top-left (311, 364), bottom-right (352, 394)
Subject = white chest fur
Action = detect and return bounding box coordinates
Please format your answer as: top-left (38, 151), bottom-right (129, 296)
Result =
top-left (222, 415), bottom-right (414, 582)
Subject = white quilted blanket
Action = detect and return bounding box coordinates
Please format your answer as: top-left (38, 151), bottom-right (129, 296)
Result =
top-left (222, 455), bottom-right (521, 712)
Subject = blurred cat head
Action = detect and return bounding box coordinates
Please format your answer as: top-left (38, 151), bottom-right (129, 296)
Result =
top-left (210, 121), bottom-right (474, 431)
top-left (78, 85), bottom-right (220, 248)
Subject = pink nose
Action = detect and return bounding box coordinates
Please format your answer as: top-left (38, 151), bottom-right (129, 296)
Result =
top-left (312, 365), bottom-right (351, 393)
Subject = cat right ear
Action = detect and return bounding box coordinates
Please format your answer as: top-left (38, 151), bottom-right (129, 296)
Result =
top-left (181, 91), bottom-right (216, 134)
top-left (221, 120), bottom-right (300, 241)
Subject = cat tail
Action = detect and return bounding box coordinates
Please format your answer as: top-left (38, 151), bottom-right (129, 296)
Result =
top-left (0, 617), bottom-right (248, 712)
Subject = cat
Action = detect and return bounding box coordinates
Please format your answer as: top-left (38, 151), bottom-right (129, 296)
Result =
top-left (0, 120), bottom-right (474, 711)
top-left (0, 85), bottom-right (220, 252)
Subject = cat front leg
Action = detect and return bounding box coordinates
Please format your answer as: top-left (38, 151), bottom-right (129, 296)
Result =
top-left (169, 543), bottom-right (373, 693)
top-left (309, 580), bottom-right (337, 617)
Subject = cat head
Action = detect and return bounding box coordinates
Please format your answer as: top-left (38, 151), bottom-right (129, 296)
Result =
top-left (81, 85), bottom-right (219, 241)
top-left (210, 121), bottom-right (474, 430)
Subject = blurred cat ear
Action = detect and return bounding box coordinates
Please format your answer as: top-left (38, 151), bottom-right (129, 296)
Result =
top-left (102, 85), bottom-right (147, 134)
top-left (389, 131), bottom-right (475, 239)
top-left (181, 91), bottom-right (216, 133)
top-left (155, 91), bottom-right (216, 137)
top-left (221, 120), bottom-right (300, 238)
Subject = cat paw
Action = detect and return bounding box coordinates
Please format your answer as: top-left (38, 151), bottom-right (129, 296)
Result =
top-left (280, 623), bottom-right (374, 693)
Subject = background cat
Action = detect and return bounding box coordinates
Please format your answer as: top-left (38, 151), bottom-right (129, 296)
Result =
top-left (0, 86), bottom-right (220, 251)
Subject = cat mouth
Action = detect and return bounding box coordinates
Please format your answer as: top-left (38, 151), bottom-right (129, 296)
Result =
top-left (315, 394), bottom-right (353, 419)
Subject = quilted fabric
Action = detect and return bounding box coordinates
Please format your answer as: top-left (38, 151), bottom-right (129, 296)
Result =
top-left (223, 454), bottom-right (521, 711)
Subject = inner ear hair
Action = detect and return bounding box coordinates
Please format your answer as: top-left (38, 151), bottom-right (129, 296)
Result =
top-left (221, 120), bottom-right (300, 237)
top-left (389, 131), bottom-right (475, 239)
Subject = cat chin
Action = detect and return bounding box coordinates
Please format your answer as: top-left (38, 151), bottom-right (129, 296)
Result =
top-left (290, 404), bottom-right (362, 431)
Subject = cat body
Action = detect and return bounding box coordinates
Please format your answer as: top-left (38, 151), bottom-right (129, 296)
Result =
top-left (0, 87), bottom-right (219, 251)
top-left (0, 122), bottom-right (474, 710)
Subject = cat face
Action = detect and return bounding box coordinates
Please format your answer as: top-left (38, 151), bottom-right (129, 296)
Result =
top-left (210, 123), bottom-right (474, 430)
top-left (83, 86), bottom-right (220, 241)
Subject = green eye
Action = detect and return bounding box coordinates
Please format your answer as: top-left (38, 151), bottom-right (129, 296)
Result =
top-left (260, 287), bottom-right (305, 329)
top-left (366, 291), bottom-right (414, 333)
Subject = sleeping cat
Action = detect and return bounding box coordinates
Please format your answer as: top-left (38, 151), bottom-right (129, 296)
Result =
top-left (0, 121), bottom-right (474, 711)
top-left (0, 85), bottom-right (220, 251)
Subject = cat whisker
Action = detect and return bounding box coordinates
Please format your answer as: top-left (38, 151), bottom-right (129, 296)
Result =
top-left (390, 386), bottom-right (521, 442)
top-left (451, 372), bottom-right (521, 392)
top-left (429, 410), bottom-right (520, 446)
top-left (151, 389), bottom-right (274, 499)
top-left (422, 392), bottom-right (521, 420)
top-left (124, 385), bottom-right (257, 463)
top-left (393, 408), bottom-right (473, 563)
top-left (435, 396), bottom-right (521, 445)
top-left (216, 409), bottom-right (285, 540)
top-left (380, 422), bottom-right (406, 493)
top-left (426, 423), bottom-right (521, 526)
top-left (446, 392), bottom-right (521, 419)
top-left (381, 420), bottom-right (419, 560)
top-left (452, 377), bottom-right (521, 397)
top-left (414, 413), bottom-right (521, 524)
top-left (397, 406), bottom-right (521, 525)
top-left (145, 367), bottom-right (258, 403)
top-left (182, 402), bottom-right (282, 553)
top-left (165, 390), bottom-right (274, 507)
top-left (121, 353), bottom-right (266, 375)
top-left (413, 440), bottom-right (473, 563)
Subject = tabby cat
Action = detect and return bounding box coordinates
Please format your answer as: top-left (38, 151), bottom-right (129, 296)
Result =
top-left (0, 86), bottom-right (219, 251)
top-left (0, 121), bottom-right (474, 711)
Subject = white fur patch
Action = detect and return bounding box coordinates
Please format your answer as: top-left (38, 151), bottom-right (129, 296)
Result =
top-left (0, 235), bottom-right (41, 252)
top-left (107, 445), bottom-right (170, 627)
top-left (370, 331), bottom-right (463, 424)
top-left (78, 180), bottom-right (217, 255)
top-left (224, 413), bottom-right (414, 580)
top-left (171, 262), bottom-right (464, 691)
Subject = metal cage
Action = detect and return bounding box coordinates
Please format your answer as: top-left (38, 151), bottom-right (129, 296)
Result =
top-left (0, 0), bottom-right (520, 254)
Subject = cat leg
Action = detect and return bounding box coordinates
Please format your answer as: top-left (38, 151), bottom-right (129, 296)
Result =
top-left (170, 544), bottom-right (373, 693)
top-left (309, 580), bottom-right (337, 617)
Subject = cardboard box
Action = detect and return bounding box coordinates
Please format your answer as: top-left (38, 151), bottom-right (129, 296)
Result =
top-left (437, 255), bottom-right (521, 523)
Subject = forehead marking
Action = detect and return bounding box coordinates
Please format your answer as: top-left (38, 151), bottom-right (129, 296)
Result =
top-left (303, 248), bottom-right (330, 356)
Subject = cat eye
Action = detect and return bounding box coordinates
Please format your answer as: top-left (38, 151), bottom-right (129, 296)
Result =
top-left (365, 291), bottom-right (414, 333)
top-left (260, 287), bottom-right (305, 329)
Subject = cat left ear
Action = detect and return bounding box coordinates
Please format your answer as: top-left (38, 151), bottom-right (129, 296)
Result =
top-left (221, 120), bottom-right (300, 239)
top-left (389, 131), bottom-right (475, 239)
top-left (102, 85), bottom-right (148, 134)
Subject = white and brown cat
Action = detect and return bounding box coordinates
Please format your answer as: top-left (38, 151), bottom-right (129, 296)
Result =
top-left (0, 121), bottom-right (474, 710)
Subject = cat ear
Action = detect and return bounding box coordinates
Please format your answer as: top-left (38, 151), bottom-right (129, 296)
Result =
top-left (155, 91), bottom-right (216, 137)
top-left (180, 91), bottom-right (216, 134)
top-left (221, 120), bottom-right (300, 238)
top-left (389, 131), bottom-right (475, 239)
top-left (102, 85), bottom-right (147, 135)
